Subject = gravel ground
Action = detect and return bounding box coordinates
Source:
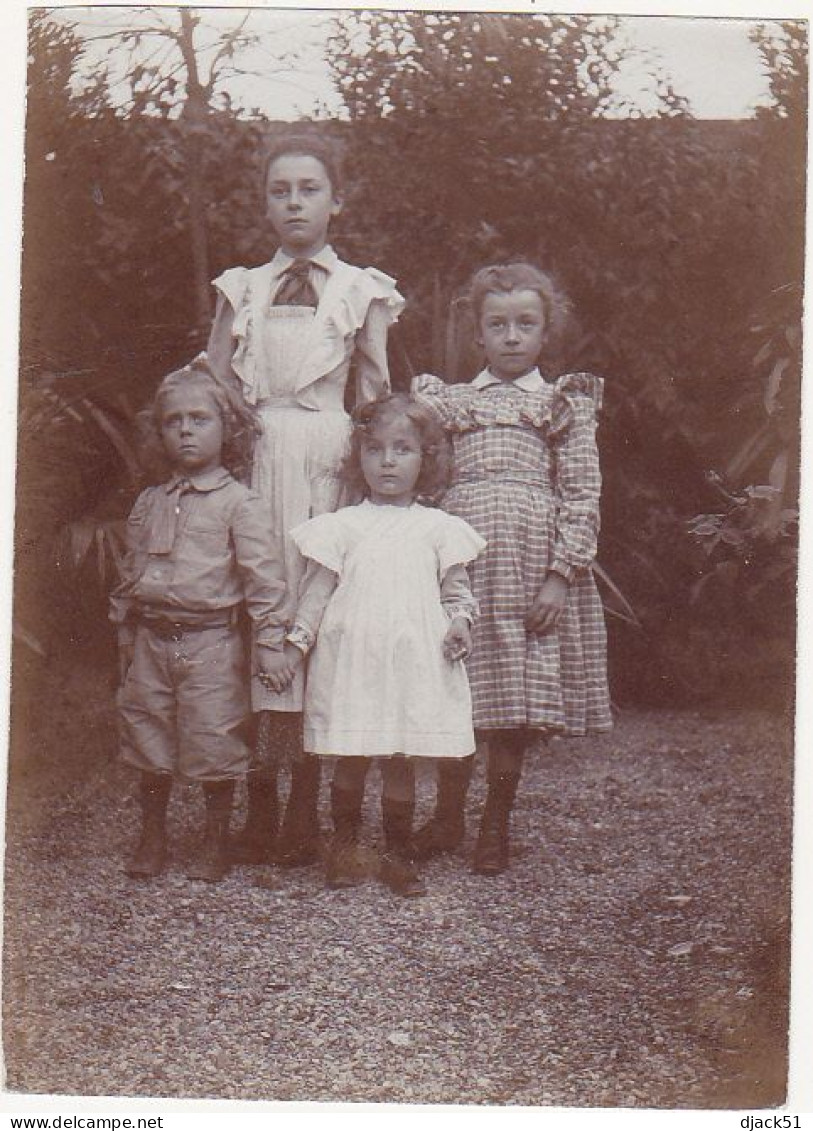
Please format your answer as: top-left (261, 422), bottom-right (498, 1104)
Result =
top-left (3, 676), bottom-right (793, 1109)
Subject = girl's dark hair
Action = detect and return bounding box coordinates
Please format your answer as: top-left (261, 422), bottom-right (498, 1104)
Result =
top-left (343, 394), bottom-right (453, 502)
top-left (262, 130), bottom-right (344, 197)
top-left (137, 357), bottom-right (260, 483)
top-left (468, 261), bottom-right (571, 344)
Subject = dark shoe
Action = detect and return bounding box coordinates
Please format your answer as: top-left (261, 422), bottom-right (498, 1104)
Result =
top-left (471, 766), bottom-right (521, 876)
top-left (325, 841), bottom-right (364, 889)
top-left (325, 781), bottom-right (365, 889)
top-left (230, 775), bottom-right (278, 865)
top-left (276, 757), bottom-right (321, 867)
top-left (380, 790), bottom-right (425, 896)
top-left (125, 773), bottom-right (171, 879)
top-left (187, 781), bottom-right (234, 883)
top-left (472, 821), bottom-right (509, 876)
top-left (413, 813), bottom-right (465, 860)
top-left (126, 828), bottom-right (167, 879)
top-left (380, 851), bottom-right (427, 898)
top-left (413, 755), bottom-right (473, 860)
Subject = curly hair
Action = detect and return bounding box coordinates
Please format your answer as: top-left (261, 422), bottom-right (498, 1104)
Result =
top-left (262, 130), bottom-right (344, 198)
top-left (136, 357), bottom-right (260, 483)
top-left (468, 261), bottom-right (571, 346)
top-left (342, 394), bottom-right (453, 503)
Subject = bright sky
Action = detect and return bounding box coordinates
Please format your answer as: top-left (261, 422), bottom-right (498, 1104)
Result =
top-left (59, 7), bottom-right (779, 120)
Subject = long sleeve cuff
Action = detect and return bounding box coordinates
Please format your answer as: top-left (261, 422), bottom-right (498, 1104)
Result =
top-left (285, 625), bottom-right (315, 655)
top-left (549, 560), bottom-right (577, 584)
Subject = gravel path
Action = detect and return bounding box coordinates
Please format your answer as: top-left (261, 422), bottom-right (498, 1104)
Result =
top-left (3, 707), bottom-right (793, 1107)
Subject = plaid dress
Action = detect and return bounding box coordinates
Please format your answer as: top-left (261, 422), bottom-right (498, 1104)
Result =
top-left (413, 369), bottom-right (612, 736)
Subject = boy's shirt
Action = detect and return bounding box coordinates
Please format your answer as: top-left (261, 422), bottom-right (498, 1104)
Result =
top-left (110, 467), bottom-right (287, 649)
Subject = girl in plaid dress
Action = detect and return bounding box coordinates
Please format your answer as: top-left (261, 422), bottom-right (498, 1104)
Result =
top-left (413, 262), bottom-right (612, 875)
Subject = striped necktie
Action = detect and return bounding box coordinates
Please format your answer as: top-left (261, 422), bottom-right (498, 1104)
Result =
top-left (273, 259), bottom-right (318, 308)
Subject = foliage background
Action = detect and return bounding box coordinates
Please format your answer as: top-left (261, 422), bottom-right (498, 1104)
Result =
top-left (14, 9), bottom-right (807, 711)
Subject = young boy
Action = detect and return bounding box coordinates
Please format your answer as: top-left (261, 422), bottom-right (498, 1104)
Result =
top-left (111, 359), bottom-right (287, 883)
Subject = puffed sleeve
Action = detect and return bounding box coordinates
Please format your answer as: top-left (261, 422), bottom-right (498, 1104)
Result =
top-left (289, 512), bottom-right (347, 575)
top-left (410, 373), bottom-right (452, 426)
top-left (351, 268), bottom-right (405, 405)
top-left (436, 513), bottom-right (486, 579)
top-left (548, 373), bottom-right (604, 581)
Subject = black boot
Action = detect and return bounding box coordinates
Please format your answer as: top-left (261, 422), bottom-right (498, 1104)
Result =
top-left (325, 782), bottom-right (366, 889)
top-left (473, 768), bottom-right (521, 876)
top-left (187, 780), bottom-right (235, 883)
top-left (380, 796), bottom-right (426, 898)
top-left (229, 774), bottom-right (278, 864)
top-left (276, 756), bottom-right (321, 867)
top-left (413, 755), bottom-right (474, 860)
top-left (126, 772), bottom-right (171, 879)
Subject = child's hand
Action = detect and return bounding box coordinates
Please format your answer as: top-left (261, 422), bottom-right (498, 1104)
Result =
top-left (443, 617), bottom-right (472, 663)
top-left (256, 644), bottom-right (303, 694)
top-left (117, 626), bottom-right (136, 685)
top-left (525, 573), bottom-right (569, 635)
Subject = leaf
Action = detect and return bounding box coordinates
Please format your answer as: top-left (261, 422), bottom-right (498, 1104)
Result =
top-left (764, 356), bottom-right (789, 415)
top-left (591, 561), bottom-right (642, 628)
top-left (80, 397), bottom-right (141, 482)
top-left (12, 620), bottom-right (48, 657)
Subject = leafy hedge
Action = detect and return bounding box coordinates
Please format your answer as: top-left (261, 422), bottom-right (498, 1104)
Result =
top-left (16, 12), bottom-right (805, 707)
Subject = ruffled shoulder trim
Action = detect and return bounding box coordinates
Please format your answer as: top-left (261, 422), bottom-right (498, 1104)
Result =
top-left (322, 264), bottom-right (404, 337)
top-left (294, 263), bottom-right (404, 396)
top-left (549, 372), bottom-right (604, 440)
top-left (289, 511), bottom-right (346, 575)
top-left (212, 265), bottom-right (252, 311)
top-left (554, 371), bottom-right (604, 411)
top-left (433, 511), bottom-right (487, 575)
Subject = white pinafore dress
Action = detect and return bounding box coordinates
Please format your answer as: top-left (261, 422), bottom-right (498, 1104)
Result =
top-left (212, 260), bottom-right (403, 711)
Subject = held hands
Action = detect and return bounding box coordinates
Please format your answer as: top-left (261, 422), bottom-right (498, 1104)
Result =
top-left (525, 572), bottom-right (569, 635)
top-left (256, 643), bottom-right (303, 694)
top-left (443, 617), bottom-right (472, 663)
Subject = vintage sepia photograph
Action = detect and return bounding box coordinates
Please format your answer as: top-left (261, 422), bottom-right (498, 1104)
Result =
top-left (2, 1), bottom-right (809, 1121)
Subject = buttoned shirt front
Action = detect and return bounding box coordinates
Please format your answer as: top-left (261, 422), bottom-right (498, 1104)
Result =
top-left (110, 467), bottom-right (287, 648)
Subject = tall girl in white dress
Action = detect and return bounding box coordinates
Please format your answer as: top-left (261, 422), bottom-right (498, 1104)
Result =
top-left (206, 133), bottom-right (404, 867)
top-left (262, 395), bottom-right (485, 897)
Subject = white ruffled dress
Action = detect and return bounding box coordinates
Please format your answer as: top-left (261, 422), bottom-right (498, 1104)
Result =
top-left (210, 254), bottom-right (404, 711)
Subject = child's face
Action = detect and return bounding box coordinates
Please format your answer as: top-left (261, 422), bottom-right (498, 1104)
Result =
top-left (479, 289), bottom-right (546, 381)
top-left (360, 415), bottom-right (423, 507)
top-left (265, 153), bottom-right (342, 258)
top-left (159, 385), bottom-right (224, 477)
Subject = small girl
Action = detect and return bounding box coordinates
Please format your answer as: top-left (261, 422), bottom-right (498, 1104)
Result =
top-left (206, 131), bottom-right (404, 869)
top-left (262, 394), bottom-right (485, 897)
top-left (110, 360), bottom-right (288, 883)
top-left (413, 262), bottom-right (612, 875)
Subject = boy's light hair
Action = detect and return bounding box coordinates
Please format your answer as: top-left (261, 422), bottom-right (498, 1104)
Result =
top-left (137, 356), bottom-right (259, 483)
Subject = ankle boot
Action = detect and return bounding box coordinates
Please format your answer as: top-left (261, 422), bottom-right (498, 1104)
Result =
top-left (229, 774), bottom-right (278, 864)
top-left (413, 755), bottom-right (474, 860)
top-left (126, 772), bottom-right (171, 879)
top-left (473, 769), bottom-right (521, 876)
top-left (325, 782), bottom-right (365, 889)
top-left (276, 756), bottom-right (321, 867)
top-left (187, 780), bottom-right (235, 883)
top-left (380, 796), bottom-right (426, 898)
